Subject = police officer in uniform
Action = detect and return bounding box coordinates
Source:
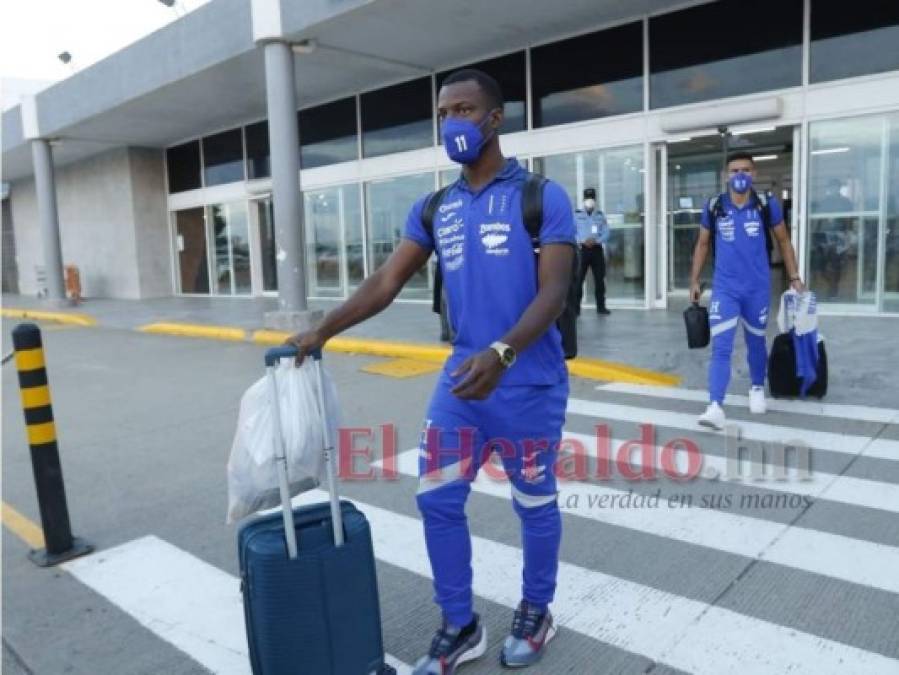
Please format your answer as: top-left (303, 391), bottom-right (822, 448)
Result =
top-left (574, 188), bottom-right (610, 315)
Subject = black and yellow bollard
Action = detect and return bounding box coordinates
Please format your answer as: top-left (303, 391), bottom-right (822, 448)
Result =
top-left (12, 323), bottom-right (92, 566)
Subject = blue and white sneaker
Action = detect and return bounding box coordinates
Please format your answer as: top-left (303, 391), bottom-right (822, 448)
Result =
top-left (500, 601), bottom-right (557, 668)
top-left (412, 614), bottom-right (487, 675)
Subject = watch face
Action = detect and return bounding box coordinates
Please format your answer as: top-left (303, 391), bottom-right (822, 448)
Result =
top-left (502, 347), bottom-right (515, 366)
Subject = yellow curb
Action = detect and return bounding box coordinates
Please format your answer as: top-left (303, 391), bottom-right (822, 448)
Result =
top-left (568, 357), bottom-right (681, 386)
top-left (1, 501), bottom-right (45, 550)
top-left (360, 358), bottom-right (444, 379)
top-left (251, 329), bottom-right (291, 345)
top-left (138, 322), bottom-right (246, 341)
top-left (1, 307), bottom-right (96, 326)
top-left (252, 330), bottom-right (451, 363)
top-left (252, 330), bottom-right (677, 385)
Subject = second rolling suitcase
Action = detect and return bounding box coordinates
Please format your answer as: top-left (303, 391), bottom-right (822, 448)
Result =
top-left (767, 333), bottom-right (828, 399)
top-left (238, 347), bottom-right (394, 675)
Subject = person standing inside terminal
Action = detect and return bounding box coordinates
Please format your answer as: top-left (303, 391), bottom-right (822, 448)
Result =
top-left (285, 68), bottom-right (575, 673)
top-left (690, 151), bottom-right (805, 430)
top-left (574, 188), bottom-right (611, 315)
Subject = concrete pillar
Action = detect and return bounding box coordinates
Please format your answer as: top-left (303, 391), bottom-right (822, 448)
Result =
top-left (252, 0), bottom-right (322, 331)
top-left (31, 139), bottom-right (66, 301)
top-left (265, 41), bottom-right (306, 312)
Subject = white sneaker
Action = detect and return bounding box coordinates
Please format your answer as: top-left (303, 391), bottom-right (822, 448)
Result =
top-left (698, 402), bottom-right (726, 430)
top-left (749, 386), bottom-right (767, 414)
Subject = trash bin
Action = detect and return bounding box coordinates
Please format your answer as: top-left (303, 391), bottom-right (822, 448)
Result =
top-left (64, 265), bottom-right (82, 303)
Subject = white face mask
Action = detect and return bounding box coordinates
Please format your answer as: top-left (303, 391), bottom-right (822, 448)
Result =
top-left (584, 198), bottom-right (596, 211)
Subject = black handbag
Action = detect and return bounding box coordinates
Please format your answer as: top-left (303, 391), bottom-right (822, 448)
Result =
top-left (684, 302), bottom-right (710, 349)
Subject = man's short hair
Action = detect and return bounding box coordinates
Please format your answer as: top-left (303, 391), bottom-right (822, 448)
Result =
top-left (726, 151), bottom-right (755, 166)
top-left (441, 68), bottom-right (504, 110)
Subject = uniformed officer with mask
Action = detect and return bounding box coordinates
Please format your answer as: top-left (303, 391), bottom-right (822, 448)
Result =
top-left (574, 188), bottom-right (611, 315)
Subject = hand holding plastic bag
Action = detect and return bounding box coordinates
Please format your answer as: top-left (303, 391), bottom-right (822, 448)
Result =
top-left (226, 358), bottom-right (340, 523)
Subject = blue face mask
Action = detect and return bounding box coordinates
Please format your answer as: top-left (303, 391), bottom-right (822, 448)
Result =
top-left (730, 171), bottom-right (753, 194)
top-left (441, 111), bottom-right (496, 164)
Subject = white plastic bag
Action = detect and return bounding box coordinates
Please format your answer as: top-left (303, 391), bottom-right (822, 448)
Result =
top-left (776, 289), bottom-right (818, 336)
top-left (226, 358), bottom-right (341, 523)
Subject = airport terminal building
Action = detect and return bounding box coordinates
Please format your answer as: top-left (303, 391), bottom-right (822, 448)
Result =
top-left (2, 0), bottom-right (898, 315)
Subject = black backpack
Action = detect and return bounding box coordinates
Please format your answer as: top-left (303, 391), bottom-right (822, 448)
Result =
top-left (421, 172), bottom-right (579, 359)
top-left (705, 189), bottom-right (775, 262)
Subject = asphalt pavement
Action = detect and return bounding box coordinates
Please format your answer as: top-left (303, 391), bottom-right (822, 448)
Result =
top-left (2, 318), bottom-right (898, 674)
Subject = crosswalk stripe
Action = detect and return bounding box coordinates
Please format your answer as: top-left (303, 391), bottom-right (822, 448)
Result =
top-left (563, 430), bottom-right (899, 515)
top-left (865, 438), bottom-right (899, 461)
top-left (63, 535), bottom-right (250, 675)
top-left (387, 448), bottom-right (899, 594)
top-left (597, 382), bottom-right (899, 425)
top-left (567, 397), bottom-right (899, 465)
top-left (293, 489), bottom-right (899, 675)
top-left (61, 535), bottom-right (412, 674)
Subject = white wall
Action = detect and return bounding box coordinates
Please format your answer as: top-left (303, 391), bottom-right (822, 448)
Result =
top-left (9, 146), bottom-right (171, 299)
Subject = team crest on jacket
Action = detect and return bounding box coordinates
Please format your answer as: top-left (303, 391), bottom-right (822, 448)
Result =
top-left (717, 216), bottom-right (735, 242)
top-left (744, 219), bottom-right (761, 237)
top-left (480, 222), bottom-right (511, 256)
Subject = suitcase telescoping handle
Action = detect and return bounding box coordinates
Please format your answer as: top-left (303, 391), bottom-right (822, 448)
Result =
top-left (264, 346), bottom-right (344, 560)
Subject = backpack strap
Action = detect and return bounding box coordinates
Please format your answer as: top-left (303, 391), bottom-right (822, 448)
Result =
top-left (751, 188), bottom-right (772, 228)
top-left (421, 185), bottom-right (451, 315)
top-left (522, 172), bottom-right (548, 248)
top-left (421, 185), bottom-right (452, 249)
top-left (706, 194), bottom-right (725, 236)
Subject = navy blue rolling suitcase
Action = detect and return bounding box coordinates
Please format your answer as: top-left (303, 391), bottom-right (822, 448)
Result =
top-left (238, 347), bottom-right (394, 675)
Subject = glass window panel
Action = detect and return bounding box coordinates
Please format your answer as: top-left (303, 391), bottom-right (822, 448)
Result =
top-left (202, 129), bottom-right (244, 186)
top-left (532, 21), bottom-right (643, 127)
top-left (811, 1), bottom-right (899, 83)
top-left (209, 201), bottom-right (250, 295)
top-left (166, 141), bottom-right (201, 193)
top-left (885, 113), bottom-right (899, 313)
top-left (535, 145), bottom-right (645, 302)
top-left (173, 207), bottom-right (208, 293)
top-left (245, 120), bottom-right (270, 180)
top-left (257, 199), bottom-right (277, 292)
top-left (303, 183), bottom-right (362, 298)
top-left (437, 51), bottom-right (527, 133)
top-left (362, 77), bottom-right (433, 158)
top-left (365, 172), bottom-right (434, 298)
top-left (343, 185), bottom-right (365, 288)
top-left (439, 168), bottom-right (460, 187)
top-left (304, 189), bottom-right (342, 296)
top-left (650, 0), bottom-right (802, 109)
top-left (299, 97), bottom-right (358, 169)
top-left (808, 115), bottom-right (883, 306)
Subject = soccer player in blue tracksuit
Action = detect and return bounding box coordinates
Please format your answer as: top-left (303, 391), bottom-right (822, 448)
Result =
top-left (286, 69), bottom-right (575, 673)
top-left (690, 151), bottom-right (805, 430)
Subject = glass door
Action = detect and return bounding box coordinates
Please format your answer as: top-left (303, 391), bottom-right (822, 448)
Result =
top-left (256, 198), bottom-right (278, 293)
top-left (666, 126), bottom-right (796, 296)
top-left (666, 136), bottom-right (722, 293)
top-left (209, 201), bottom-right (251, 296)
top-left (174, 207), bottom-right (210, 294)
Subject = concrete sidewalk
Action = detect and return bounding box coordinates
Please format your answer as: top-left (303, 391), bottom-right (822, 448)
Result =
top-left (3, 293), bottom-right (897, 404)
